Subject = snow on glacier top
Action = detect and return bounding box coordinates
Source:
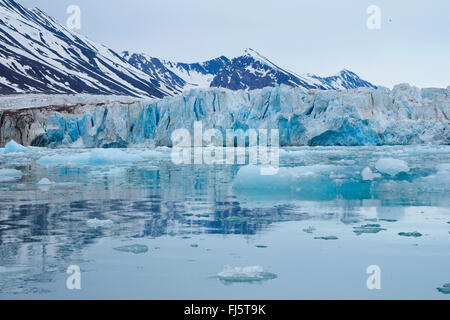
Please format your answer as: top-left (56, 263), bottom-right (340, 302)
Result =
top-left (0, 94), bottom-right (142, 111)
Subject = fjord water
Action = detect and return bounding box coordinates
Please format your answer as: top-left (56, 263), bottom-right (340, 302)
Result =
top-left (0, 145), bottom-right (449, 299)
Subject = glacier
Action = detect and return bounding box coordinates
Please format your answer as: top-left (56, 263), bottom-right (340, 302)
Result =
top-left (0, 83), bottom-right (449, 148)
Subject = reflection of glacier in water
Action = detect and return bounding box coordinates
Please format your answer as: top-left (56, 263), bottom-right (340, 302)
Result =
top-left (0, 145), bottom-right (449, 299)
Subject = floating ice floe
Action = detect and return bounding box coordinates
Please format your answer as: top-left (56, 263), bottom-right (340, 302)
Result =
top-left (314, 236), bottom-right (339, 240)
top-left (4, 140), bottom-right (27, 153)
top-left (375, 158), bottom-right (410, 176)
top-left (38, 178), bottom-right (53, 185)
top-left (2, 140), bottom-right (42, 154)
top-left (398, 231), bottom-right (423, 238)
top-left (421, 163), bottom-right (450, 191)
top-left (113, 244), bottom-right (149, 254)
top-left (37, 149), bottom-right (144, 166)
top-left (437, 283), bottom-right (450, 294)
top-left (86, 218), bottom-right (114, 228)
top-left (353, 224), bottom-right (387, 235)
top-left (0, 169), bottom-right (23, 182)
top-left (217, 266), bottom-right (277, 283)
top-left (361, 167), bottom-right (381, 181)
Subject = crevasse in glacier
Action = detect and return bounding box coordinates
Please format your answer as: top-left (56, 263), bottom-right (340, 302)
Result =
top-left (0, 84), bottom-right (448, 148)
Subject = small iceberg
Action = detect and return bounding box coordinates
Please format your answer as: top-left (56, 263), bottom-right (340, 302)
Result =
top-left (380, 219), bottom-right (397, 223)
top-left (375, 158), bottom-right (410, 176)
top-left (38, 178), bottom-right (53, 185)
top-left (398, 231), bottom-right (422, 238)
top-left (361, 167), bottom-right (381, 181)
top-left (2, 140), bottom-right (41, 154)
top-left (437, 283), bottom-right (450, 294)
top-left (87, 218), bottom-right (114, 228)
top-left (113, 244), bottom-right (148, 254)
top-left (4, 140), bottom-right (27, 153)
top-left (353, 224), bottom-right (387, 236)
top-left (314, 236), bottom-right (338, 240)
top-left (217, 266), bottom-right (277, 283)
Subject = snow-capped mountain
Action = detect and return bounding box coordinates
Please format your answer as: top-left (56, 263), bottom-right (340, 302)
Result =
top-left (0, 0), bottom-right (179, 98)
top-left (123, 48), bottom-right (377, 92)
top-left (0, 0), bottom-right (376, 98)
top-left (121, 51), bottom-right (230, 90)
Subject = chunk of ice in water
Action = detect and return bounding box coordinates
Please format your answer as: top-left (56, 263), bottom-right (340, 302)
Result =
top-left (314, 236), bottom-right (339, 240)
top-left (361, 167), bottom-right (381, 181)
top-left (87, 218), bottom-right (114, 228)
top-left (375, 158), bottom-right (410, 176)
top-left (113, 244), bottom-right (148, 254)
top-left (421, 163), bottom-right (450, 191)
top-left (217, 265), bottom-right (277, 283)
top-left (398, 231), bottom-right (422, 238)
top-left (89, 149), bottom-right (143, 165)
top-left (4, 140), bottom-right (27, 153)
top-left (37, 153), bottom-right (90, 166)
top-left (437, 283), bottom-right (450, 294)
top-left (353, 224), bottom-right (387, 235)
top-left (38, 178), bottom-right (53, 185)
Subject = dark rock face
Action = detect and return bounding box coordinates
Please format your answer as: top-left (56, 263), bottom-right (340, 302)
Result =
top-left (0, 109), bottom-right (35, 146)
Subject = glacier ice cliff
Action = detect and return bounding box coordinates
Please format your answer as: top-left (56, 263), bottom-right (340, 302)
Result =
top-left (0, 84), bottom-right (449, 148)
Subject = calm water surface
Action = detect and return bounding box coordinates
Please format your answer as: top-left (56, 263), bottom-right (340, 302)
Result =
top-left (0, 146), bottom-right (449, 299)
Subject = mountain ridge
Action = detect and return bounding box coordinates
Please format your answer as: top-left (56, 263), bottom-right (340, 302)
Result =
top-left (0, 0), bottom-right (179, 98)
top-left (122, 48), bottom-right (378, 92)
top-left (0, 0), bottom-right (377, 98)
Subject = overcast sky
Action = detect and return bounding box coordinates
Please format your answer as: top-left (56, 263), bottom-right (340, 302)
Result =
top-left (19, 0), bottom-right (450, 88)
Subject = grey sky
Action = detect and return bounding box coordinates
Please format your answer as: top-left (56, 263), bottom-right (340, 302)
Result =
top-left (19, 0), bottom-right (450, 88)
